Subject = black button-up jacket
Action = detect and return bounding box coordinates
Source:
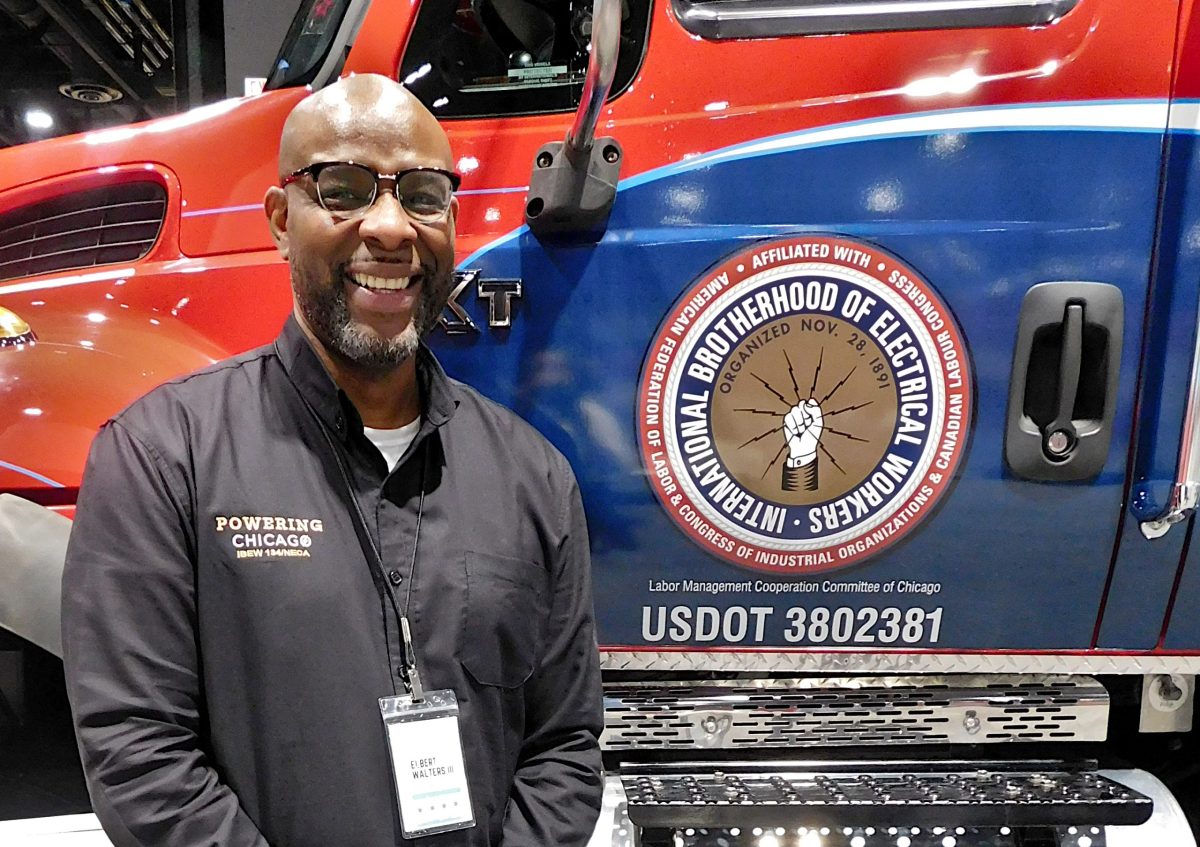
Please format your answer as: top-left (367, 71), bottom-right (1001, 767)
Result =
top-left (62, 317), bottom-right (604, 847)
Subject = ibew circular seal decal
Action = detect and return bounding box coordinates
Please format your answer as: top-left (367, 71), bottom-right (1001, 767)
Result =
top-left (638, 236), bottom-right (971, 573)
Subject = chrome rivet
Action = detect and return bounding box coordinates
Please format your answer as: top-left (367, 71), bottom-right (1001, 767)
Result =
top-left (963, 709), bottom-right (981, 735)
top-left (1046, 429), bottom-right (1072, 456)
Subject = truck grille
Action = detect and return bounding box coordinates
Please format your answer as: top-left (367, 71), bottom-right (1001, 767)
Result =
top-left (602, 676), bottom-right (1107, 750)
top-left (0, 181), bottom-right (166, 282)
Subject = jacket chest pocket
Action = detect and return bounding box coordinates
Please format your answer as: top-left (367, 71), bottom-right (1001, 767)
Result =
top-left (460, 551), bottom-right (549, 688)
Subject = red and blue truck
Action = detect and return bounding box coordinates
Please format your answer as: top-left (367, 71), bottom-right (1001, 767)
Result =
top-left (3, 0), bottom-right (1200, 843)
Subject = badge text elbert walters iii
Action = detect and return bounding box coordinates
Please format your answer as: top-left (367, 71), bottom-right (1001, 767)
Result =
top-left (638, 236), bottom-right (971, 574)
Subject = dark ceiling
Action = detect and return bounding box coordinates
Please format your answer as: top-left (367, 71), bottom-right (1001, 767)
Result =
top-left (0, 0), bottom-right (225, 148)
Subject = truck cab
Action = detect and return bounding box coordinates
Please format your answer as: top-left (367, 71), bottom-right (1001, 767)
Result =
top-left (2, 0), bottom-right (1200, 843)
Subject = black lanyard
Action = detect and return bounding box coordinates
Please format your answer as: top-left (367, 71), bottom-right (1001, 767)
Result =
top-left (292, 378), bottom-right (429, 701)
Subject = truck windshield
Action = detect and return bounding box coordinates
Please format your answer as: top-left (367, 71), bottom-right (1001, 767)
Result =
top-left (266, 0), bottom-right (355, 89)
top-left (400, 0), bottom-right (651, 119)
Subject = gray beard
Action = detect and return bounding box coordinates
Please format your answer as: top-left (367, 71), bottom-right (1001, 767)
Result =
top-left (293, 263), bottom-right (449, 372)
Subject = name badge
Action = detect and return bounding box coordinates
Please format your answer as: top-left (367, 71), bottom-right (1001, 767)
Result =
top-left (380, 689), bottom-right (475, 839)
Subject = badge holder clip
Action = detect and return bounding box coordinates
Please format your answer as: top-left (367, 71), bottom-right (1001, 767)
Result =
top-left (379, 619), bottom-right (474, 839)
top-left (400, 616), bottom-right (424, 702)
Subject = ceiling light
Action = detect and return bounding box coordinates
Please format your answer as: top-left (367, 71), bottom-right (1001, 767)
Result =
top-left (58, 82), bottom-right (123, 104)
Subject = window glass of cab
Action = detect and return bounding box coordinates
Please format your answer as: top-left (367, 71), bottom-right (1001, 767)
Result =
top-left (399, 0), bottom-right (651, 119)
top-left (267, 0), bottom-right (357, 89)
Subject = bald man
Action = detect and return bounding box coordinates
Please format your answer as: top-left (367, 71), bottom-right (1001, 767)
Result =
top-left (61, 75), bottom-right (603, 847)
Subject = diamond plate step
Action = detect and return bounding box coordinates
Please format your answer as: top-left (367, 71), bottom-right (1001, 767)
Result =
top-left (621, 763), bottom-right (1153, 830)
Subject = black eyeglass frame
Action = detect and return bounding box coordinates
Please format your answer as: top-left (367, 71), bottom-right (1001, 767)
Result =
top-left (281, 161), bottom-right (462, 220)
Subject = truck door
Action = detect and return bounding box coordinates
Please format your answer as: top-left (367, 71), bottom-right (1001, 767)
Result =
top-left (1115, 7), bottom-right (1200, 653)
top-left (410, 0), bottom-right (1178, 653)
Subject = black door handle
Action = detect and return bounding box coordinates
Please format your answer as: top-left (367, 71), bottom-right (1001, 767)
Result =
top-left (1043, 301), bottom-right (1084, 458)
top-left (1005, 283), bottom-right (1123, 481)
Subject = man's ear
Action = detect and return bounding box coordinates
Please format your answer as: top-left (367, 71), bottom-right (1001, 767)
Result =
top-left (265, 186), bottom-right (290, 259)
top-left (448, 195), bottom-right (459, 236)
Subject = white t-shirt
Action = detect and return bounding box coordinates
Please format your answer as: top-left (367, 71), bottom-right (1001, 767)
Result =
top-left (362, 419), bottom-right (420, 471)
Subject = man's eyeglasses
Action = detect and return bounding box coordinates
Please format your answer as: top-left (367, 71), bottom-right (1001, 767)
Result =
top-left (282, 162), bottom-right (461, 223)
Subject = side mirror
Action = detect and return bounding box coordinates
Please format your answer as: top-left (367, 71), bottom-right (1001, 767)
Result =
top-left (524, 0), bottom-right (623, 238)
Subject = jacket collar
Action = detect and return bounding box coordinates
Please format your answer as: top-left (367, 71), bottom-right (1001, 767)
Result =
top-left (273, 315), bottom-right (458, 444)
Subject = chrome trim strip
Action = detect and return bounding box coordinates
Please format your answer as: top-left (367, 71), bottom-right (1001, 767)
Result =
top-left (602, 675), bottom-right (1108, 749)
top-left (672, 0), bottom-right (1080, 39)
top-left (180, 203), bottom-right (262, 218)
top-left (566, 0), bottom-right (622, 155)
top-left (1141, 304), bottom-right (1200, 537)
top-left (456, 186), bottom-right (528, 197)
top-left (600, 649), bottom-right (1200, 675)
top-left (0, 460), bottom-right (65, 488)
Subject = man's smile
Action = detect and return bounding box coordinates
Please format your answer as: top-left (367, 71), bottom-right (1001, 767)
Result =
top-left (349, 272), bottom-right (417, 291)
top-left (343, 258), bottom-right (426, 300)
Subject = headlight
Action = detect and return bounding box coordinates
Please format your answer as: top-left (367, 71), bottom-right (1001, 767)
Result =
top-left (0, 306), bottom-right (36, 348)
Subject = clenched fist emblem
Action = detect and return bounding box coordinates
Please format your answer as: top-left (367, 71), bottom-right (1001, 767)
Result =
top-left (724, 341), bottom-right (883, 500)
top-left (782, 399), bottom-right (823, 491)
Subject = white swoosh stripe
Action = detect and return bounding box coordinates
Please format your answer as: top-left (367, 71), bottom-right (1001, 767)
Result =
top-left (461, 100), bottom-right (1178, 266)
top-left (623, 100), bottom-right (1172, 190)
top-left (1168, 100), bottom-right (1200, 132)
